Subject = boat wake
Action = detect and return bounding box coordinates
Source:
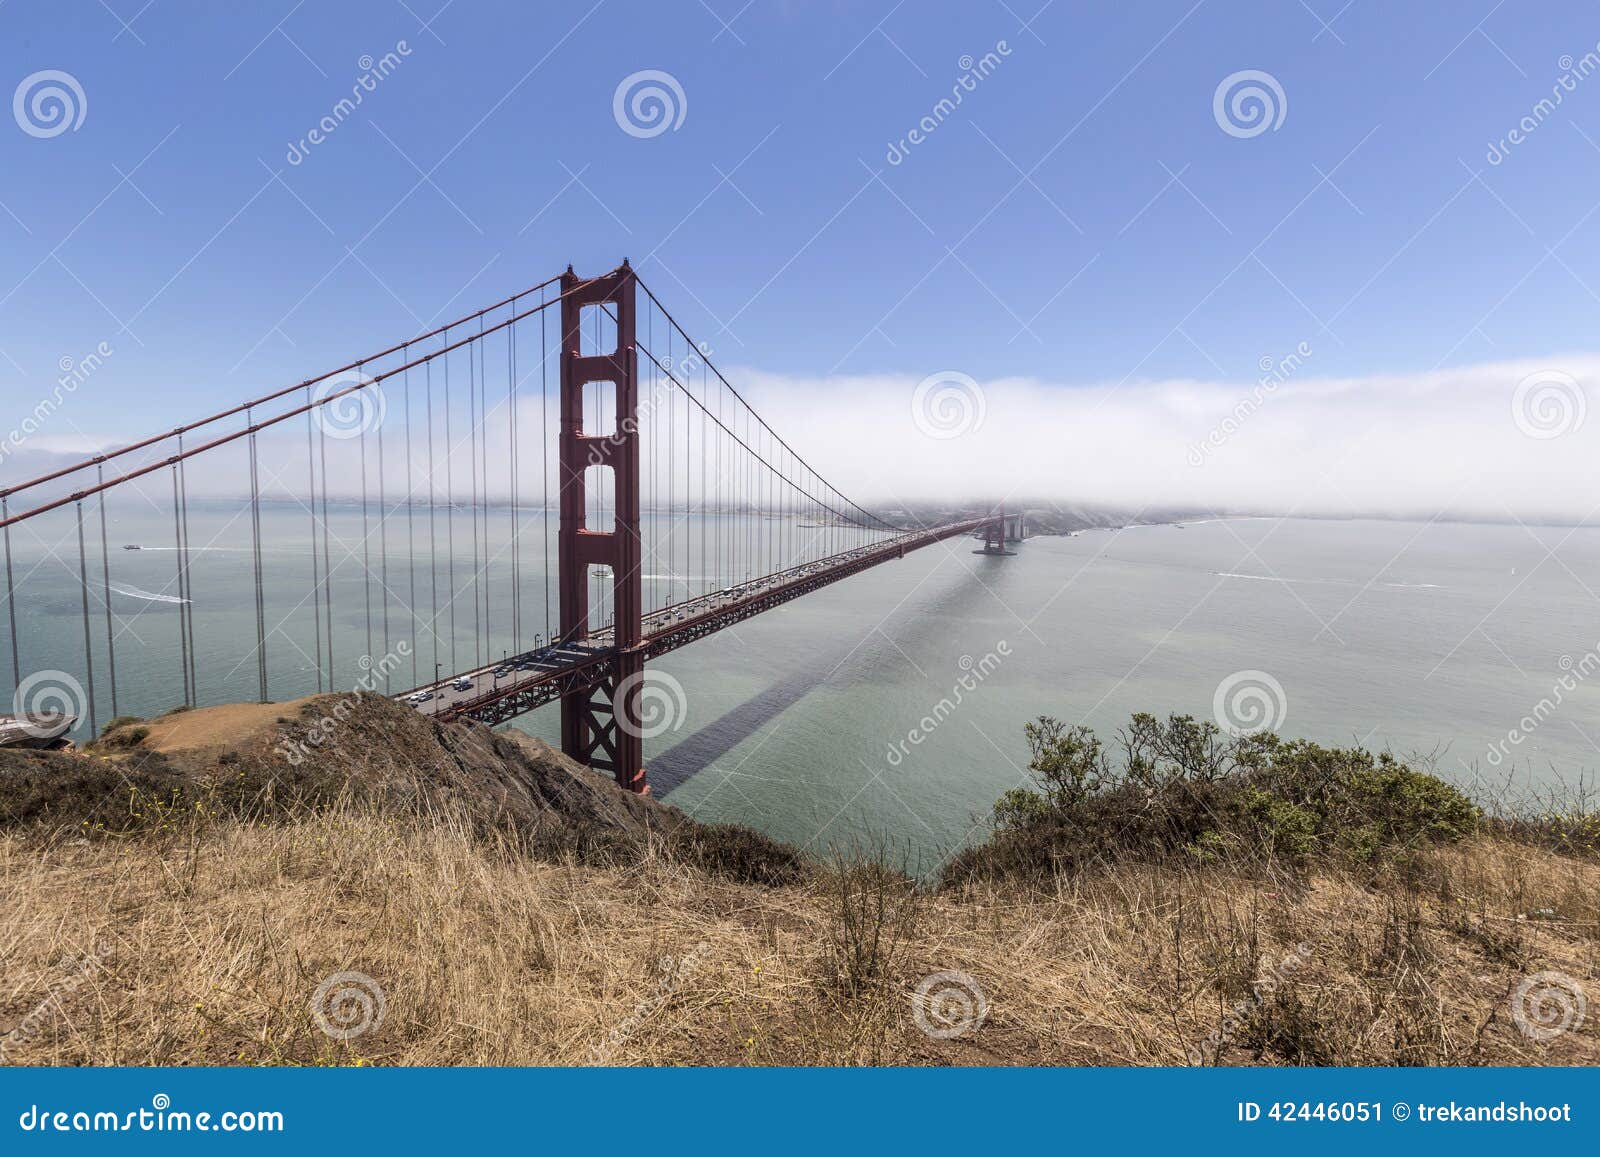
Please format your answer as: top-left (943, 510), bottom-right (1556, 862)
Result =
top-left (107, 582), bottom-right (191, 605)
top-left (1216, 571), bottom-right (1443, 590)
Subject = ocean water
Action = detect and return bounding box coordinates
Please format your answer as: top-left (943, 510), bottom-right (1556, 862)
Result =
top-left (6, 502), bottom-right (1597, 865)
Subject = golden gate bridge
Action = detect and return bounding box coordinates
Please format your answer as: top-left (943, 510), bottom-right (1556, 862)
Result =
top-left (0, 263), bottom-right (1020, 794)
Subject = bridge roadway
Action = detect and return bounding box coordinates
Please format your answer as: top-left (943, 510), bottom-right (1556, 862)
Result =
top-left (396, 517), bottom-right (992, 727)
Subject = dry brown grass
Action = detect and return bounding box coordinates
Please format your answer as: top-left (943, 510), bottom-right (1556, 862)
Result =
top-left (2, 804), bottom-right (1596, 1067)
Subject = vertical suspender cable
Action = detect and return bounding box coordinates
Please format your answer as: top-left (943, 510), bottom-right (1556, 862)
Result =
top-left (378, 375), bottom-right (391, 689)
top-left (178, 437), bottom-right (197, 700)
top-left (509, 301), bottom-right (520, 656)
top-left (305, 389), bottom-right (324, 692)
top-left (444, 328), bottom-right (457, 674)
top-left (541, 291), bottom-right (550, 643)
top-left (404, 352), bottom-right (417, 687)
top-left (648, 300), bottom-right (656, 613)
top-left (359, 371), bottom-right (374, 667)
top-left (96, 464), bottom-right (118, 717)
top-left (723, 372), bottom-right (729, 583)
top-left (700, 361), bottom-right (707, 596)
top-left (667, 325), bottom-right (675, 602)
top-left (426, 359), bottom-right (438, 681)
top-left (1, 496), bottom-right (17, 688)
top-left (468, 326), bottom-right (481, 668)
top-left (175, 435), bottom-right (195, 700)
top-left (473, 321), bottom-right (486, 665)
top-left (248, 409), bottom-right (268, 702)
top-left (170, 465), bottom-right (190, 705)
top-left (75, 502), bottom-right (97, 736)
top-left (319, 408), bottom-right (334, 684)
top-left (745, 407), bottom-right (752, 581)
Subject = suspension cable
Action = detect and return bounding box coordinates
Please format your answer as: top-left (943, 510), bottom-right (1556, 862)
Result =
top-left (0, 273), bottom-right (567, 506)
top-left (633, 275), bottom-right (902, 533)
top-left (0, 277), bottom-right (598, 532)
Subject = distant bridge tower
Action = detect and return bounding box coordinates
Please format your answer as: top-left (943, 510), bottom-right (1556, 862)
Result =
top-left (981, 505), bottom-right (1010, 556)
top-left (558, 263), bottom-right (648, 793)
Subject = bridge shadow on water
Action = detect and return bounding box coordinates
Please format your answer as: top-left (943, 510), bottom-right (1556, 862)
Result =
top-left (649, 661), bottom-right (835, 796)
top-left (650, 555), bottom-right (1015, 797)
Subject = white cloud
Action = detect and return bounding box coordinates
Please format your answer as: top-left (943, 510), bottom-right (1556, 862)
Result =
top-left (722, 354), bottom-right (1599, 522)
top-left (2, 353), bottom-right (1594, 525)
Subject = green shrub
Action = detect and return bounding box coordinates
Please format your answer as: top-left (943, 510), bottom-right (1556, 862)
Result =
top-left (1023, 718), bottom-right (1107, 808)
top-left (97, 725), bottom-right (150, 750)
top-left (945, 714), bottom-right (1486, 888)
top-left (991, 787), bottom-right (1051, 831)
top-left (99, 715), bottom-right (145, 736)
top-left (667, 821), bottom-right (807, 887)
top-left (1225, 786), bottom-right (1318, 863)
top-left (1338, 758), bottom-right (1478, 849)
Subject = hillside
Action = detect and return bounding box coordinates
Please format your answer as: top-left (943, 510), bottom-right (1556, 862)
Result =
top-left (0, 695), bottom-right (1595, 1066)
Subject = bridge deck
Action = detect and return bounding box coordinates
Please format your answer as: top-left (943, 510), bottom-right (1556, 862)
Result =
top-left (396, 517), bottom-right (990, 727)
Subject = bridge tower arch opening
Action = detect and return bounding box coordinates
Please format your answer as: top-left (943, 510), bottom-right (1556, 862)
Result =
top-left (558, 263), bottom-right (649, 792)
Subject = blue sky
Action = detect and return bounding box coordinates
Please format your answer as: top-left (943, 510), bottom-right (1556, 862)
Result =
top-left (2, 1), bottom-right (1599, 483)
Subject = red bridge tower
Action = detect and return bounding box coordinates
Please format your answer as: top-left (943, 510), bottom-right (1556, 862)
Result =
top-left (558, 263), bottom-right (648, 792)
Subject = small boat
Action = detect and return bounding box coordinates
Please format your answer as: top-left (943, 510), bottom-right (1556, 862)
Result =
top-left (122, 544), bottom-right (142, 551)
